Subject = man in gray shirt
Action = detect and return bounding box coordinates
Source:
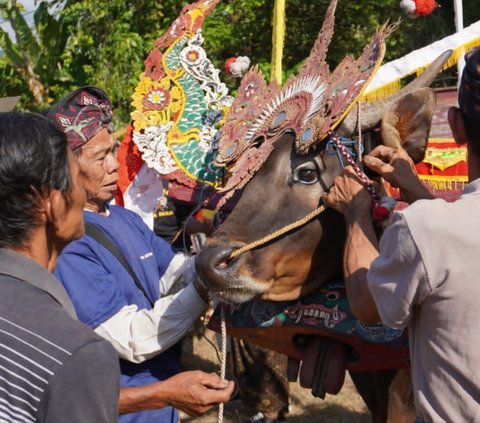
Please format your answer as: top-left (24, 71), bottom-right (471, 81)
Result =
top-left (0, 112), bottom-right (120, 422)
top-left (324, 47), bottom-right (480, 422)
top-left (0, 111), bottom-right (234, 422)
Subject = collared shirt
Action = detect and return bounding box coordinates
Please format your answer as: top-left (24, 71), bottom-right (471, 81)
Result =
top-left (0, 248), bottom-right (120, 423)
top-left (0, 249), bottom-right (77, 318)
top-left (368, 178), bottom-right (480, 422)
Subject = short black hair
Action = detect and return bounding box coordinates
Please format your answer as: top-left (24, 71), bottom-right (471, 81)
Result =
top-left (464, 114), bottom-right (480, 157)
top-left (0, 112), bottom-right (72, 249)
top-left (459, 47), bottom-right (480, 156)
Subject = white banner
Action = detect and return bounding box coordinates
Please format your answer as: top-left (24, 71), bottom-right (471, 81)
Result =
top-left (365, 20), bottom-right (480, 93)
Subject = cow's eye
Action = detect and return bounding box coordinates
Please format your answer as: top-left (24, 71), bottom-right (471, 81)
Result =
top-left (293, 165), bottom-right (319, 184)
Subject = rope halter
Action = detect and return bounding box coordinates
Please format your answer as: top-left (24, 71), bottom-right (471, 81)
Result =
top-left (228, 131), bottom-right (395, 260)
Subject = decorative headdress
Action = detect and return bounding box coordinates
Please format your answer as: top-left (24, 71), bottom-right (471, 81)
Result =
top-left (214, 0), bottom-right (391, 204)
top-left (45, 86), bottom-right (114, 151)
top-left (118, 0), bottom-right (233, 205)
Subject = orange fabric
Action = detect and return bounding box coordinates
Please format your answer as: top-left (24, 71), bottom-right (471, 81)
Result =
top-left (115, 124), bottom-right (145, 204)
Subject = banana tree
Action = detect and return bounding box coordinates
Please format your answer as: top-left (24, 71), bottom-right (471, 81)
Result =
top-left (0, 0), bottom-right (69, 108)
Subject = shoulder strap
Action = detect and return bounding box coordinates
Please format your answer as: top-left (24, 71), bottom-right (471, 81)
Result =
top-left (84, 222), bottom-right (155, 307)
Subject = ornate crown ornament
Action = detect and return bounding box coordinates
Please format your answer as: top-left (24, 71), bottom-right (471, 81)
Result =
top-left (118, 0), bottom-right (233, 204)
top-left (215, 0), bottom-right (391, 204)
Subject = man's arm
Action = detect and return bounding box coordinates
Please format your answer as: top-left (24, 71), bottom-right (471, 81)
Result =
top-left (40, 340), bottom-right (120, 423)
top-left (364, 145), bottom-right (434, 203)
top-left (119, 370), bottom-right (234, 416)
top-left (323, 168), bottom-right (381, 324)
top-left (343, 203), bottom-right (381, 324)
top-left (95, 282), bottom-right (208, 363)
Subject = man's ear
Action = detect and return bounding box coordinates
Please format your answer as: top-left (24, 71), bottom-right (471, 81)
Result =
top-left (448, 106), bottom-right (469, 146)
top-left (33, 191), bottom-right (50, 225)
top-left (48, 190), bottom-right (65, 230)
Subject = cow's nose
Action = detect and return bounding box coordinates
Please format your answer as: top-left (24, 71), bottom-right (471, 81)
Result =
top-left (196, 244), bottom-right (241, 289)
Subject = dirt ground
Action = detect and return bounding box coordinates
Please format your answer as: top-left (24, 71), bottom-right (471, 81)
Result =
top-left (180, 329), bottom-right (370, 423)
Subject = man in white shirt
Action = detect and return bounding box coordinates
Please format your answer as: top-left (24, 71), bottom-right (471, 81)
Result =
top-left (324, 48), bottom-right (480, 422)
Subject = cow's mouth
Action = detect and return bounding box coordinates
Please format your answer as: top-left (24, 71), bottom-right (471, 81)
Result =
top-left (209, 277), bottom-right (266, 304)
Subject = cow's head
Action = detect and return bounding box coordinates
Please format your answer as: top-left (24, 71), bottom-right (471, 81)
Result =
top-left (196, 48), bottom-right (449, 304)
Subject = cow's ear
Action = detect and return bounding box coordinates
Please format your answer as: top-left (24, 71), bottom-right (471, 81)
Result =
top-left (380, 87), bottom-right (436, 163)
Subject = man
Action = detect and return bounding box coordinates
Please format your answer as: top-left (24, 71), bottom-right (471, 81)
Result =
top-left (0, 112), bottom-right (120, 422)
top-left (324, 48), bottom-right (480, 422)
top-left (45, 86), bottom-right (233, 422)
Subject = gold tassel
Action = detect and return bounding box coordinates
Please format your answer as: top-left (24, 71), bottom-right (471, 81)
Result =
top-left (361, 36), bottom-right (480, 102)
top-left (361, 80), bottom-right (401, 102)
top-left (418, 174), bottom-right (467, 191)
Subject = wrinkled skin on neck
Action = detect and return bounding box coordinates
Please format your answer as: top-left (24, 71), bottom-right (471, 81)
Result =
top-left (197, 133), bottom-right (347, 303)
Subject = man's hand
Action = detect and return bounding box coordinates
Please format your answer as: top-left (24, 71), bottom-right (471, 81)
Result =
top-left (323, 166), bottom-right (372, 216)
top-left (119, 370), bottom-right (235, 416)
top-left (162, 370), bottom-right (235, 416)
top-left (185, 218), bottom-right (214, 237)
top-left (192, 270), bottom-right (210, 303)
top-left (363, 145), bottom-right (434, 203)
top-left (363, 145), bottom-right (416, 187)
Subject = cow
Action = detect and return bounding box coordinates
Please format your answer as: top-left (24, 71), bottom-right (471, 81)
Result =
top-left (195, 31), bottom-right (451, 423)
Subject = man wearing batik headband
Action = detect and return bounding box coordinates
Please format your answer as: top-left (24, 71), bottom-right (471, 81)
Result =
top-left (324, 47), bottom-right (480, 422)
top-left (45, 86), bottom-right (234, 422)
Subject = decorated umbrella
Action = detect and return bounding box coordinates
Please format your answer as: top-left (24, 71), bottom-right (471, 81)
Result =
top-left (116, 0), bottom-right (233, 228)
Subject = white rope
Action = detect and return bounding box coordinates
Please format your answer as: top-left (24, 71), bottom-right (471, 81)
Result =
top-left (217, 304), bottom-right (227, 423)
top-left (357, 102), bottom-right (363, 162)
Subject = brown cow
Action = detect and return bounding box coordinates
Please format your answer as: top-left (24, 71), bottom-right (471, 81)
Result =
top-left (196, 18), bottom-right (451, 423)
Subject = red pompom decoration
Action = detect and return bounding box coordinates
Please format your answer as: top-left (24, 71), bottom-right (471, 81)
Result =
top-left (415, 0), bottom-right (438, 16)
top-left (224, 57), bottom-right (237, 76)
top-left (400, 0), bottom-right (438, 17)
top-left (372, 205), bottom-right (391, 221)
top-left (371, 196), bottom-right (397, 222)
top-left (224, 56), bottom-right (251, 78)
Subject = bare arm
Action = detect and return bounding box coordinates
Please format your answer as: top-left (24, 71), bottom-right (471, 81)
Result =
top-left (343, 204), bottom-right (381, 324)
top-left (323, 167), bottom-right (380, 324)
top-left (364, 145), bottom-right (434, 204)
top-left (118, 370), bottom-right (234, 416)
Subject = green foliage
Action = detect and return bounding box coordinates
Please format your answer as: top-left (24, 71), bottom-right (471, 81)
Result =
top-left (0, 0), bottom-right (71, 110)
top-left (58, 1), bottom-right (145, 125)
top-left (0, 0), bottom-right (477, 124)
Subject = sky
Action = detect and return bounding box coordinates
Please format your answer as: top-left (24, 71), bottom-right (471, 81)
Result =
top-left (0, 0), bottom-right (37, 39)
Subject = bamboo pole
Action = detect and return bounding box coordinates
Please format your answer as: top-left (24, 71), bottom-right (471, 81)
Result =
top-left (453, 0), bottom-right (465, 82)
top-left (271, 0), bottom-right (286, 85)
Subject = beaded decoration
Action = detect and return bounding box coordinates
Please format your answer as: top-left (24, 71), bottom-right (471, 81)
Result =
top-left (328, 132), bottom-right (396, 221)
top-left (215, 0), bottom-right (394, 204)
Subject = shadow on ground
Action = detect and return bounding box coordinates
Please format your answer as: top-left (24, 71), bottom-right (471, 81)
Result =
top-left (181, 400), bottom-right (369, 423)
top-left (179, 334), bottom-right (369, 423)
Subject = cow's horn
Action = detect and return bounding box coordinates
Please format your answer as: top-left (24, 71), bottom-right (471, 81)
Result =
top-left (338, 49), bottom-right (453, 136)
